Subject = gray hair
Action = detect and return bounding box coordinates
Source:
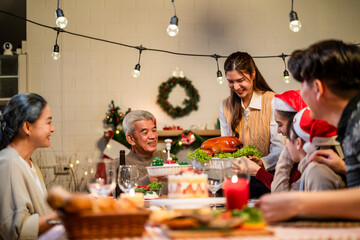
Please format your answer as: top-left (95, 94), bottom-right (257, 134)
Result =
top-left (0, 93), bottom-right (47, 150)
top-left (122, 110), bottom-right (155, 135)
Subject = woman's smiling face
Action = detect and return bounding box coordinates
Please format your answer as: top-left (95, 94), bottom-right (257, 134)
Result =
top-left (226, 70), bottom-right (254, 99)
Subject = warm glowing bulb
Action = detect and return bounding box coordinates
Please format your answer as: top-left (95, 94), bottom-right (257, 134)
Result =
top-left (51, 52), bottom-right (60, 60)
top-left (69, 163), bottom-right (74, 168)
top-left (216, 70), bottom-right (224, 84)
top-left (217, 76), bottom-right (224, 84)
top-left (284, 76), bottom-right (290, 84)
top-left (56, 16), bottom-right (68, 29)
top-left (283, 70), bottom-right (290, 84)
top-left (84, 171), bottom-right (88, 175)
top-left (167, 24), bottom-right (179, 37)
top-left (132, 69), bottom-right (140, 78)
top-left (115, 130), bottom-right (120, 134)
top-left (55, 8), bottom-right (68, 29)
top-left (289, 20), bottom-right (302, 32)
top-left (132, 64), bottom-right (141, 78)
top-left (76, 160), bottom-right (80, 164)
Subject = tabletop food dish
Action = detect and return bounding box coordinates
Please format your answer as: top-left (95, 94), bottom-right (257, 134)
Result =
top-left (47, 186), bottom-right (150, 239)
top-left (168, 168), bottom-right (208, 199)
top-left (149, 206), bottom-right (272, 239)
top-left (144, 197), bottom-right (226, 209)
top-left (146, 156), bottom-right (190, 176)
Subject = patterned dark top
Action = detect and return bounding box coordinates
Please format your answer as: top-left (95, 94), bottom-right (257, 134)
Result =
top-left (337, 93), bottom-right (360, 187)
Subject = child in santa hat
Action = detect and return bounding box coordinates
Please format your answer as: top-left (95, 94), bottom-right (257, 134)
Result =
top-left (286, 108), bottom-right (345, 191)
top-left (236, 90), bottom-right (307, 192)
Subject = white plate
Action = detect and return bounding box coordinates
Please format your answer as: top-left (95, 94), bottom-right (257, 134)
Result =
top-left (145, 197), bottom-right (226, 209)
top-left (146, 165), bottom-right (191, 176)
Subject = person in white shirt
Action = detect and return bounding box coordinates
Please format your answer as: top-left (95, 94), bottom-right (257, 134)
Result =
top-left (220, 51), bottom-right (284, 198)
top-left (0, 93), bottom-right (57, 239)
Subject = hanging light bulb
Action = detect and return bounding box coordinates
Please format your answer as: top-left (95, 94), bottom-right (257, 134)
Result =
top-left (283, 70), bottom-right (290, 84)
top-left (167, 16), bottom-right (179, 37)
top-left (132, 64), bottom-right (141, 78)
top-left (217, 70), bottom-right (224, 84)
top-left (51, 44), bottom-right (60, 60)
top-left (55, 8), bottom-right (68, 29)
top-left (289, 11), bottom-right (302, 32)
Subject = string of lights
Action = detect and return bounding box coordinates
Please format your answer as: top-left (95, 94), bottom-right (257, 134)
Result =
top-left (1, 9), bottom-right (359, 84)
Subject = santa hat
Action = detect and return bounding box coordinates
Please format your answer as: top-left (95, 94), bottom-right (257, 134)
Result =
top-left (293, 108), bottom-right (339, 153)
top-left (274, 90), bottom-right (307, 113)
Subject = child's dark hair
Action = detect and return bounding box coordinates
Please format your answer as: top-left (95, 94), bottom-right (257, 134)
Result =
top-left (276, 110), bottom-right (297, 121)
top-left (286, 115), bottom-right (299, 141)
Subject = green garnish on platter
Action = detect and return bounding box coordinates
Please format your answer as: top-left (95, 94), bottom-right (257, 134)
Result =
top-left (188, 145), bottom-right (262, 162)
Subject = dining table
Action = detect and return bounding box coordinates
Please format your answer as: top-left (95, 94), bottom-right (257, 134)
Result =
top-left (39, 197), bottom-right (360, 240)
top-left (39, 222), bottom-right (360, 240)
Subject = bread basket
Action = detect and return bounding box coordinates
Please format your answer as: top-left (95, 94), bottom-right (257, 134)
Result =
top-left (58, 210), bottom-right (151, 239)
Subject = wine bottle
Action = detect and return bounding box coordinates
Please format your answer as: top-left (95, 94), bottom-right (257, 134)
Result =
top-left (120, 150), bottom-right (125, 165)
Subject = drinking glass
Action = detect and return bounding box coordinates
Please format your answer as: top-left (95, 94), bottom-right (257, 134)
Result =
top-left (118, 165), bottom-right (139, 193)
top-left (222, 157), bottom-right (250, 210)
top-left (204, 158), bottom-right (225, 197)
top-left (87, 160), bottom-right (116, 197)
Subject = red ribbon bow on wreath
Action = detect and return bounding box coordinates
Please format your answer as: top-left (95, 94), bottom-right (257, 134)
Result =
top-left (181, 132), bottom-right (196, 145)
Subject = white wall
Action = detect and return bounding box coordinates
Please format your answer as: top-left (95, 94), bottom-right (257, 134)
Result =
top-left (27, 0), bottom-right (360, 162)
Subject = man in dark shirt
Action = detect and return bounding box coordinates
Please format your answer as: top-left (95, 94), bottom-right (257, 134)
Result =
top-left (256, 40), bottom-right (360, 222)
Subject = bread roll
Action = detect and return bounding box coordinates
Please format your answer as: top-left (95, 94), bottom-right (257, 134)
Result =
top-left (47, 186), bottom-right (72, 209)
top-left (64, 194), bottom-right (94, 213)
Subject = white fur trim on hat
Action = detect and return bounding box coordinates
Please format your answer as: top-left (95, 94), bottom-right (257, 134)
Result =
top-left (303, 142), bottom-right (315, 154)
top-left (274, 97), bottom-right (297, 112)
top-left (292, 108), bottom-right (310, 142)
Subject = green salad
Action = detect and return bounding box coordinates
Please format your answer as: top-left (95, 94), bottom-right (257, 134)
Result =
top-left (188, 145), bottom-right (262, 163)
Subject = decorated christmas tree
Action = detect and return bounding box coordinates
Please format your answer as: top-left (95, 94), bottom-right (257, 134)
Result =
top-left (105, 100), bottom-right (131, 149)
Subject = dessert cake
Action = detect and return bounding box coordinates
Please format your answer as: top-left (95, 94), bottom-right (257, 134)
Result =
top-left (168, 168), bottom-right (208, 199)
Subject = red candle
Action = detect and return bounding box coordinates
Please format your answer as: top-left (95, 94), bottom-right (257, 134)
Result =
top-left (222, 176), bottom-right (249, 210)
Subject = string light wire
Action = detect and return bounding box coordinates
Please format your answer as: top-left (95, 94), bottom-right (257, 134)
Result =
top-left (0, 10), bottom-right (359, 78)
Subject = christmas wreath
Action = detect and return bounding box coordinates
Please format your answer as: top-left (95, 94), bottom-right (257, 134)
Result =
top-left (157, 77), bottom-right (200, 118)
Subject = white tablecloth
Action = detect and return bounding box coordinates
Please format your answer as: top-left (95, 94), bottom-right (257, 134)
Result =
top-left (39, 224), bottom-right (360, 240)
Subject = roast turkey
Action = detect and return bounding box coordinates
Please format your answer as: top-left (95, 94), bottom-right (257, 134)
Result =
top-left (200, 136), bottom-right (242, 156)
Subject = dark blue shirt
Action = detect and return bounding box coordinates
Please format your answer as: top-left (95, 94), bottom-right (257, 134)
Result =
top-left (337, 93), bottom-right (360, 187)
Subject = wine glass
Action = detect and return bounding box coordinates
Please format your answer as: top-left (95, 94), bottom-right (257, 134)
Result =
top-left (118, 165), bottom-right (139, 193)
top-left (204, 158), bottom-right (225, 198)
top-left (222, 157), bottom-right (250, 210)
top-left (87, 160), bottom-right (116, 197)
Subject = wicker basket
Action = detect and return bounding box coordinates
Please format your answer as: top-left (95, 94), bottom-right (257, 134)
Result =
top-left (59, 210), bottom-right (151, 239)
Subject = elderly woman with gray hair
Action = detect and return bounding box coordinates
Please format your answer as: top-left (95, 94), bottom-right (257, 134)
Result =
top-left (122, 110), bottom-right (168, 189)
top-left (0, 93), bottom-right (57, 240)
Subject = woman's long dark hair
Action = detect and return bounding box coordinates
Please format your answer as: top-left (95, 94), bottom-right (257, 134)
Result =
top-left (224, 52), bottom-right (273, 137)
top-left (0, 93), bottom-right (47, 150)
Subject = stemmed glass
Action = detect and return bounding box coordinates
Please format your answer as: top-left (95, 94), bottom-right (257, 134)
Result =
top-left (204, 158), bottom-right (225, 198)
top-left (87, 160), bottom-right (116, 197)
top-left (118, 165), bottom-right (139, 193)
top-left (222, 157), bottom-right (250, 210)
